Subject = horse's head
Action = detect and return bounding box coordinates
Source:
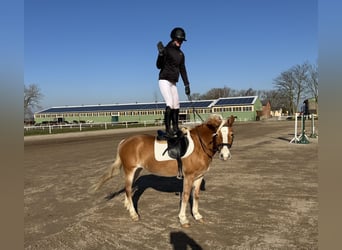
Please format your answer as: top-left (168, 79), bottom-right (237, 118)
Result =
top-left (209, 114), bottom-right (235, 161)
top-left (197, 114), bottom-right (235, 161)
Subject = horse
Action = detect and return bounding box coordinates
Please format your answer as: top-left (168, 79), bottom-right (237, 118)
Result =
top-left (90, 114), bottom-right (235, 227)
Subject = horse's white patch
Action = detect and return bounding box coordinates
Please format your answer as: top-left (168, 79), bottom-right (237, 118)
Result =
top-left (221, 126), bottom-right (228, 144)
top-left (154, 129), bottom-right (194, 161)
top-left (219, 126), bottom-right (231, 160)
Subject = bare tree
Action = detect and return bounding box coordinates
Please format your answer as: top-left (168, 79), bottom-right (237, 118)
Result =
top-left (24, 84), bottom-right (43, 120)
top-left (190, 93), bottom-right (202, 100)
top-left (292, 63), bottom-right (310, 113)
top-left (306, 63), bottom-right (318, 103)
top-left (240, 88), bottom-right (257, 96)
top-left (199, 86), bottom-right (232, 99)
top-left (256, 90), bottom-right (270, 102)
top-left (273, 70), bottom-right (296, 114)
top-left (261, 89), bottom-right (290, 114)
top-left (273, 62), bottom-right (311, 115)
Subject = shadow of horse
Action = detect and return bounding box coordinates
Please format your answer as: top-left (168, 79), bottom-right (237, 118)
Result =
top-left (104, 174), bottom-right (206, 215)
top-left (170, 231), bottom-right (203, 250)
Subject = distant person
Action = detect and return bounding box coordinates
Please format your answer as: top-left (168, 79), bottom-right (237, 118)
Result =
top-left (156, 27), bottom-right (191, 138)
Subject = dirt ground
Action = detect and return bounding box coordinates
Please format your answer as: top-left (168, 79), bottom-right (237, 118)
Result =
top-left (24, 120), bottom-right (318, 250)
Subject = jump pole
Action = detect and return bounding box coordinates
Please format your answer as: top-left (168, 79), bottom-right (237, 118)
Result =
top-left (309, 114), bottom-right (318, 138)
top-left (290, 113), bottom-right (310, 144)
top-left (289, 113), bottom-right (300, 144)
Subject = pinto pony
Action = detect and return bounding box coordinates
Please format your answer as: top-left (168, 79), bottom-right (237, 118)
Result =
top-left (91, 114), bottom-right (235, 227)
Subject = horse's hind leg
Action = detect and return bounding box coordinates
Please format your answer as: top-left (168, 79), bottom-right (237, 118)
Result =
top-left (124, 167), bottom-right (140, 221)
top-left (192, 176), bottom-right (204, 223)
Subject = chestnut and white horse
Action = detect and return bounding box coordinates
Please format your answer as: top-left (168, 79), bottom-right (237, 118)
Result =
top-left (91, 114), bottom-right (235, 227)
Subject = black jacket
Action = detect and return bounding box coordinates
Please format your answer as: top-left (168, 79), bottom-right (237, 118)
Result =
top-left (156, 41), bottom-right (190, 86)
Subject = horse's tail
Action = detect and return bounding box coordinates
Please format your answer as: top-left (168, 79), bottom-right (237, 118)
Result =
top-left (88, 140), bottom-right (124, 193)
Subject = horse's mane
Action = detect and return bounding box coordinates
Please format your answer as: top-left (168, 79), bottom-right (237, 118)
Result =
top-left (205, 114), bottom-right (224, 123)
top-left (184, 114), bottom-right (224, 134)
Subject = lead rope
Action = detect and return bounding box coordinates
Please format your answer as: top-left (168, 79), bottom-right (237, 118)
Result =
top-left (187, 95), bottom-right (204, 123)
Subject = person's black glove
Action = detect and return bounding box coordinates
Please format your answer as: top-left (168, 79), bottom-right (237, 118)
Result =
top-left (185, 85), bottom-right (190, 96)
top-left (157, 41), bottom-right (165, 56)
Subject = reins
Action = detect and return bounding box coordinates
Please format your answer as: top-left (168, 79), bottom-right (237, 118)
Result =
top-left (195, 126), bottom-right (215, 159)
top-left (187, 95), bottom-right (204, 123)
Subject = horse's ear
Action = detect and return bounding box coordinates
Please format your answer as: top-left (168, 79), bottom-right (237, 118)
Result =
top-left (227, 115), bottom-right (235, 126)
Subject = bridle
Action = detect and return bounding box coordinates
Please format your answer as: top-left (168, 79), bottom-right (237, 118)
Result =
top-left (196, 118), bottom-right (232, 159)
top-left (214, 117), bottom-right (232, 148)
top-left (215, 126), bottom-right (232, 150)
top-left (187, 96), bottom-right (233, 159)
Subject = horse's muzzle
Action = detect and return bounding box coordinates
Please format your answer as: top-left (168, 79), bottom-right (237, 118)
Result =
top-left (219, 146), bottom-right (232, 160)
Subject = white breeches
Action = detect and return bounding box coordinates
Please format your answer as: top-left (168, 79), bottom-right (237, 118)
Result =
top-left (159, 80), bottom-right (180, 109)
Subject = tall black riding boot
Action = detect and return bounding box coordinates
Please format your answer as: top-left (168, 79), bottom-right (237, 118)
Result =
top-left (172, 108), bottom-right (181, 136)
top-left (164, 106), bottom-right (173, 137)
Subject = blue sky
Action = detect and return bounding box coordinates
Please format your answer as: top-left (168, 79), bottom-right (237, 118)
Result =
top-left (24, 0), bottom-right (317, 109)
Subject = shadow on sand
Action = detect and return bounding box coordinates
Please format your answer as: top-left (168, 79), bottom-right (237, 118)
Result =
top-left (104, 174), bottom-right (206, 214)
top-left (170, 231), bottom-right (203, 250)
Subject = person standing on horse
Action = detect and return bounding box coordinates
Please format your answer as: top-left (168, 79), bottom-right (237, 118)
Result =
top-left (156, 27), bottom-right (191, 138)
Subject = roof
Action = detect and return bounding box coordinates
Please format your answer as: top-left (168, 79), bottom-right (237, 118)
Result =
top-left (36, 96), bottom-right (259, 114)
top-left (213, 96), bottom-right (257, 106)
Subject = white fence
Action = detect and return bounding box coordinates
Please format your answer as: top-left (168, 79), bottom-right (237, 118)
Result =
top-left (24, 120), bottom-right (163, 135)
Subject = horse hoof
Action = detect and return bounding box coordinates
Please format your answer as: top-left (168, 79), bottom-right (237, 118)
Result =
top-left (131, 215), bottom-right (140, 221)
top-left (181, 223), bottom-right (190, 228)
top-left (196, 218), bottom-right (205, 224)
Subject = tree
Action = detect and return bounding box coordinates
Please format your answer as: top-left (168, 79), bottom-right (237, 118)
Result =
top-left (306, 63), bottom-right (318, 103)
top-left (292, 62), bottom-right (310, 113)
top-left (190, 93), bottom-right (202, 100)
top-left (261, 89), bottom-right (290, 114)
top-left (237, 88), bottom-right (257, 96)
top-left (24, 84), bottom-right (43, 120)
top-left (273, 62), bottom-right (312, 115)
top-left (273, 70), bottom-right (296, 114)
top-left (198, 86), bottom-right (232, 100)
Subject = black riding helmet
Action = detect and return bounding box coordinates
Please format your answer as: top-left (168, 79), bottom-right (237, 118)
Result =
top-left (170, 27), bottom-right (187, 41)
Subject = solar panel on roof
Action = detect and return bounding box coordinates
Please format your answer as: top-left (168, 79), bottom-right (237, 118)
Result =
top-left (37, 97), bottom-right (255, 114)
top-left (38, 100), bottom-right (215, 114)
top-left (214, 97), bottom-right (255, 106)
top-left (180, 101), bottom-right (212, 108)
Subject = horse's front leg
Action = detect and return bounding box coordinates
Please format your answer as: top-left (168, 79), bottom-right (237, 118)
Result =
top-left (192, 176), bottom-right (204, 223)
top-left (178, 176), bottom-right (193, 227)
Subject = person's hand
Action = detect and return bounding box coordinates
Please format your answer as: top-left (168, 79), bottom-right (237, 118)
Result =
top-left (185, 85), bottom-right (190, 96)
top-left (157, 41), bottom-right (165, 56)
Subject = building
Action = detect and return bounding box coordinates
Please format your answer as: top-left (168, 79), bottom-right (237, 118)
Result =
top-left (260, 100), bottom-right (271, 119)
top-left (34, 96), bottom-right (263, 124)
